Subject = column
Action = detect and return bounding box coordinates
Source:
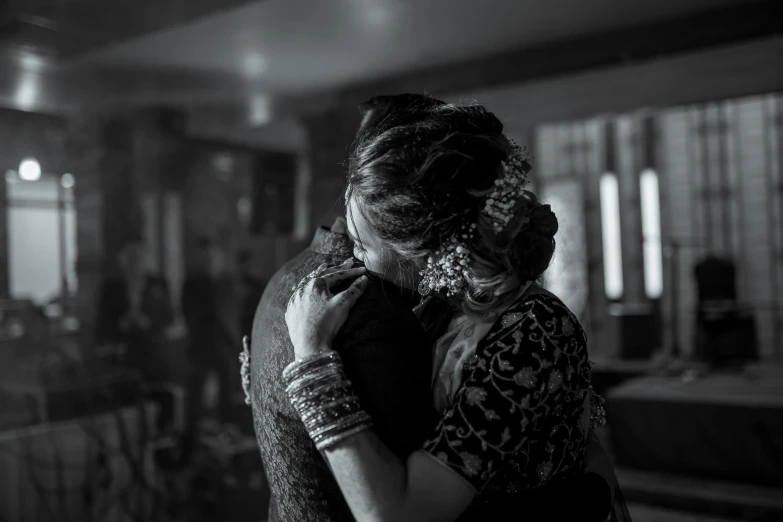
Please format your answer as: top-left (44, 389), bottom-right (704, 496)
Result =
top-left (301, 105), bottom-right (362, 230)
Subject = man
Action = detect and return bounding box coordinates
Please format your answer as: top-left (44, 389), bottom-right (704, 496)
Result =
top-left (249, 95), bottom-right (618, 522)
top-left (97, 235), bottom-right (174, 381)
top-left (250, 216), bottom-right (435, 522)
top-left (181, 237), bottom-right (237, 455)
top-left (236, 249), bottom-right (266, 339)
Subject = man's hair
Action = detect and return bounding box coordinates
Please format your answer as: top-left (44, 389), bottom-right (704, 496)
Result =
top-left (354, 93), bottom-right (447, 147)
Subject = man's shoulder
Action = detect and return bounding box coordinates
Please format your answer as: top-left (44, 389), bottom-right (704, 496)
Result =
top-left (335, 277), bottom-right (426, 349)
top-left (256, 249), bottom-right (334, 319)
top-left (249, 249), bottom-right (336, 375)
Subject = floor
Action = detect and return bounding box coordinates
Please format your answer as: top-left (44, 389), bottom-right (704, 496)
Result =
top-left (628, 503), bottom-right (748, 522)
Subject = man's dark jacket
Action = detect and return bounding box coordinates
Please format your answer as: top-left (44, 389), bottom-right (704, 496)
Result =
top-left (250, 227), bottom-right (434, 522)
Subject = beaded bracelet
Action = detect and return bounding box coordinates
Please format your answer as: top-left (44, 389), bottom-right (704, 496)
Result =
top-left (284, 350), bottom-right (374, 450)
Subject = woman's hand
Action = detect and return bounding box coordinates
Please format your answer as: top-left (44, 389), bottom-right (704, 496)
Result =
top-left (285, 261), bottom-right (368, 359)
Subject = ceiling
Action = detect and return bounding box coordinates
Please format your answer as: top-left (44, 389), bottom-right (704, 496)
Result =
top-left (0, 0), bottom-right (772, 139)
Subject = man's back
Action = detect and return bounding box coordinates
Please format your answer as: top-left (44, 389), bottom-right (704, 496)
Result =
top-left (250, 228), bottom-right (434, 522)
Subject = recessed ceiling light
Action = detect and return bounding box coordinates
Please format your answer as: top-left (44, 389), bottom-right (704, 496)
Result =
top-left (249, 96), bottom-right (272, 127)
top-left (242, 53), bottom-right (267, 78)
top-left (19, 158), bottom-right (42, 181)
top-left (15, 74), bottom-right (38, 111)
top-left (18, 52), bottom-right (46, 72)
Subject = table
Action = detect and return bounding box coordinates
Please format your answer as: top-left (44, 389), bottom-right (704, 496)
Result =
top-left (0, 403), bottom-right (158, 522)
top-left (606, 373), bottom-right (783, 486)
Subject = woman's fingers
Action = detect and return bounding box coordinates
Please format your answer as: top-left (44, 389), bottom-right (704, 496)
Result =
top-left (332, 275), bottom-right (369, 307)
top-left (319, 267), bottom-right (367, 288)
top-left (319, 258), bottom-right (355, 277)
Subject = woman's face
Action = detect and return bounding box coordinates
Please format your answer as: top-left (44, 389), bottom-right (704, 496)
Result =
top-left (346, 196), bottom-right (415, 289)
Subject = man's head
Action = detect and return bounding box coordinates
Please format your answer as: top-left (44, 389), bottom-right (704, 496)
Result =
top-left (354, 93), bottom-right (447, 145)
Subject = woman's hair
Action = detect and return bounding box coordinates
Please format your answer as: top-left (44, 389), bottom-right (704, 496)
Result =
top-left (346, 100), bottom-right (558, 318)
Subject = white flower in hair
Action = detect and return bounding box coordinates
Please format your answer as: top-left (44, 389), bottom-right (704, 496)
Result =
top-left (417, 142), bottom-right (533, 297)
top-left (483, 143), bottom-right (532, 233)
top-left (418, 222), bottom-right (476, 297)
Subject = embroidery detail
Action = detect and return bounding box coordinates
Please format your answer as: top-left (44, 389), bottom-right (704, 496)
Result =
top-left (422, 294), bottom-right (590, 495)
top-left (239, 335), bottom-right (251, 405)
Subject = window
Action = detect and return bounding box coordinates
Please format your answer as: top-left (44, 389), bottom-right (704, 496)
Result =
top-left (540, 180), bottom-right (588, 319)
top-left (599, 172), bottom-right (623, 300)
top-left (5, 169), bottom-right (77, 305)
top-left (640, 168), bottom-right (663, 299)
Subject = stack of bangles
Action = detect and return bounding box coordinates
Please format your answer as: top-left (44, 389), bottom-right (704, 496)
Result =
top-left (283, 350), bottom-right (373, 450)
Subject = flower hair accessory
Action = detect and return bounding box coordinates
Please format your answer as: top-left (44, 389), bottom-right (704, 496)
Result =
top-left (418, 142), bottom-right (533, 297)
top-left (418, 222), bottom-right (476, 297)
top-left (483, 143), bottom-right (532, 233)
top-left (530, 204), bottom-right (558, 238)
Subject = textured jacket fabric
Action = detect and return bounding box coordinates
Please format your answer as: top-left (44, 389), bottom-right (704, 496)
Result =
top-left (249, 227), bottom-right (434, 522)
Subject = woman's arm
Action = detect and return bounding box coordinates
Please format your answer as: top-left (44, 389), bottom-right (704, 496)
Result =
top-left (324, 434), bottom-right (475, 522)
top-left (285, 272), bottom-right (589, 522)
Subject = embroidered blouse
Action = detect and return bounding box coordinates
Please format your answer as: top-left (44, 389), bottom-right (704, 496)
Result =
top-left (422, 292), bottom-right (591, 500)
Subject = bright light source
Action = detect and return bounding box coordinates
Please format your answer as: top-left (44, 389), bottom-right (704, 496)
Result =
top-left (640, 168), bottom-right (663, 299)
top-left (249, 95), bottom-right (272, 127)
top-left (237, 196), bottom-right (252, 222)
top-left (18, 52), bottom-right (46, 72)
top-left (242, 53), bottom-right (267, 78)
top-left (600, 173), bottom-right (623, 299)
top-left (15, 73), bottom-right (39, 111)
top-left (18, 158), bottom-right (42, 181)
top-left (61, 173), bottom-right (75, 188)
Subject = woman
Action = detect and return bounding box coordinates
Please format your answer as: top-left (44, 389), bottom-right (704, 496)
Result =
top-left (282, 101), bottom-right (621, 521)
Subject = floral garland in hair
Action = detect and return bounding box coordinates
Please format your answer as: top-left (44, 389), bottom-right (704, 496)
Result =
top-left (483, 144), bottom-right (532, 232)
top-left (418, 223), bottom-right (476, 297)
top-left (418, 142), bottom-right (534, 297)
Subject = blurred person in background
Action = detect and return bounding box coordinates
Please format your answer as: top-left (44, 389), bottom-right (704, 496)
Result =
top-left (96, 235), bottom-right (174, 381)
top-left (236, 249), bottom-right (266, 339)
top-left (181, 237), bottom-right (238, 456)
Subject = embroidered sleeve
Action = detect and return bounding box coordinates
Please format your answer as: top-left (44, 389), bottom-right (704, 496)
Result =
top-left (421, 297), bottom-right (590, 492)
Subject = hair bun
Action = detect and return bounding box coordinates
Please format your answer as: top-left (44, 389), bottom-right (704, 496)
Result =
top-left (529, 204), bottom-right (558, 238)
top-left (357, 94), bottom-right (446, 141)
top-left (430, 104), bottom-right (504, 136)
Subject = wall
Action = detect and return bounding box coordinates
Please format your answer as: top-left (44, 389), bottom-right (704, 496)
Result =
top-left (535, 93), bottom-right (783, 361)
top-left (0, 107), bottom-right (303, 347)
top-left (450, 37), bottom-right (783, 136)
top-left (181, 140), bottom-right (302, 281)
top-left (658, 95), bottom-right (783, 360)
top-left (0, 109), bottom-right (69, 297)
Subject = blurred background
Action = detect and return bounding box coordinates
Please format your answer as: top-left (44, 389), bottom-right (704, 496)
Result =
top-left (0, 0), bottom-right (781, 521)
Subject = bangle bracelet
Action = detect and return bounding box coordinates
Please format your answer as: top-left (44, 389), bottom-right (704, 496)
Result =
top-left (284, 351), bottom-right (374, 451)
top-left (314, 422), bottom-right (374, 451)
top-left (283, 350), bottom-right (339, 382)
top-left (286, 364), bottom-right (344, 395)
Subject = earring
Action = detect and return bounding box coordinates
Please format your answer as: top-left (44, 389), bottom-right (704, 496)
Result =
top-left (417, 280), bottom-right (432, 296)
